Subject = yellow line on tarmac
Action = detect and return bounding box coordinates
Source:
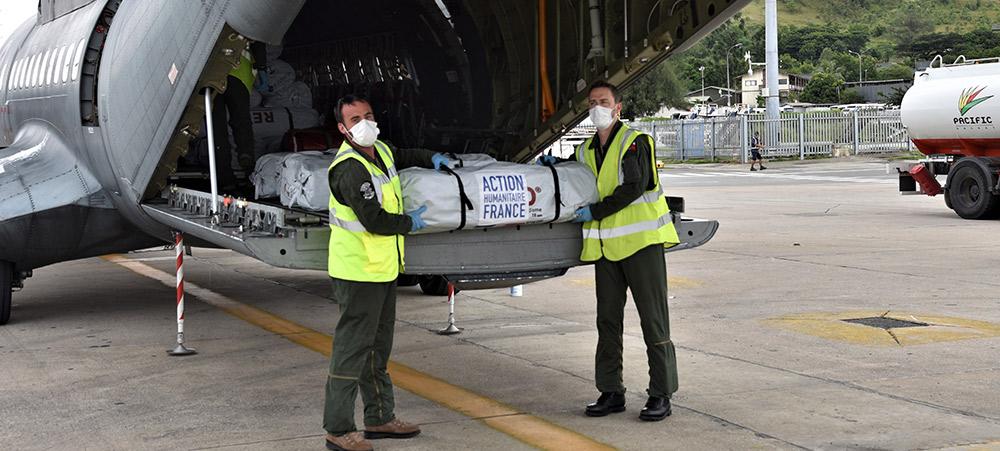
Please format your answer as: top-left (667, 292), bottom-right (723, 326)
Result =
top-left (102, 255), bottom-right (614, 451)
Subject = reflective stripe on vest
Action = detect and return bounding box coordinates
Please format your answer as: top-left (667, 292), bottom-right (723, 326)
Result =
top-left (577, 123), bottom-right (680, 262)
top-left (327, 140), bottom-right (404, 282)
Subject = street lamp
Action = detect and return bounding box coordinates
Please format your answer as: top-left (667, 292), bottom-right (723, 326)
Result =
top-left (698, 66), bottom-right (706, 103)
top-left (726, 43), bottom-right (743, 107)
top-left (848, 50), bottom-right (863, 83)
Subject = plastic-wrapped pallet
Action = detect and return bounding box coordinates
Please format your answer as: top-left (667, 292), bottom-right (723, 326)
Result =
top-left (400, 161), bottom-right (598, 234)
top-left (250, 152), bottom-right (291, 199)
top-left (279, 151), bottom-right (337, 210)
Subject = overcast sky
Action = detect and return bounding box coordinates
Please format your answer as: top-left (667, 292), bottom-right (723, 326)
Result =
top-left (0, 1), bottom-right (38, 43)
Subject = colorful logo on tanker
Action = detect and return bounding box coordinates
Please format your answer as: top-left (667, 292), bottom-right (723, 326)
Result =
top-left (959, 86), bottom-right (993, 116)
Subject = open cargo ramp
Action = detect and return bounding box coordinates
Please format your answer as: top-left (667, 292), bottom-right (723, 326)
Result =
top-left (141, 188), bottom-right (718, 288)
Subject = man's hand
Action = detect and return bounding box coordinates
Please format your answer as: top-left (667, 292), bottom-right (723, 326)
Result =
top-left (536, 155), bottom-right (558, 166)
top-left (431, 153), bottom-right (454, 171)
top-left (407, 205), bottom-right (428, 232)
top-left (573, 206), bottom-right (593, 223)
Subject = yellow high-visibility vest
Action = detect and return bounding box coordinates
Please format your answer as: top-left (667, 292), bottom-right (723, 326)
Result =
top-left (327, 140), bottom-right (404, 282)
top-left (575, 123), bottom-right (679, 262)
top-left (229, 49), bottom-right (255, 92)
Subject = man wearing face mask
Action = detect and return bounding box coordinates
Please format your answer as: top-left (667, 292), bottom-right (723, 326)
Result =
top-left (323, 94), bottom-right (452, 451)
top-left (538, 81), bottom-right (680, 422)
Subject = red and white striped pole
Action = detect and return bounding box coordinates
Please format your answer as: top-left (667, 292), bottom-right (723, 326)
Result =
top-left (437, 281), bottom-right (462, 335)
top-left (168, 232), bottom-right (196, 356)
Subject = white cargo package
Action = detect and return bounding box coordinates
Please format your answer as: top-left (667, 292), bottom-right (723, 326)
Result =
top-left (400, 161), bottom-right (598, 234)
top-left (279, 151), bottom-right (336, 210)
top-left (447, 153), bottom-right (496, 169)
top-left (250, 152), bottom-right (292, 199)
top-left (248, 106), bottom-right (320, 158)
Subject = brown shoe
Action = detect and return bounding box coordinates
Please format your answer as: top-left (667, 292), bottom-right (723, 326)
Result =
top-left (364, 418), bottom-right (421, 439)
top-left (325, 432), bottom-right (372, 451)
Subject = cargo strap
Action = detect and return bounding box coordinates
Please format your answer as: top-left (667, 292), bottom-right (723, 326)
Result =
top-left (446, 152), bottom-right (464, 168)
top-left (440, 166), bottom-right (474, 230)
top-left (541, 160), bottom-right (563, 223)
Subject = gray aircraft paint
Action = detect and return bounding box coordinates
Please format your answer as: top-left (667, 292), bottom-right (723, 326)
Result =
top-left (0, 0), bottom-right (747, 281)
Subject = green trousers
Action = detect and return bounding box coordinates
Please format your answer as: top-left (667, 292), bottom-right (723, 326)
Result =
top-left (323, 278), bottom-right (397, 435)
top-left (594, 244), bottom-right (679, 398)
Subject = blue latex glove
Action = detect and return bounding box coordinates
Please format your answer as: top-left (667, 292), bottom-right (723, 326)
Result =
top-left (408, 205), bottom-right (428, 232)
top-left (431, 153), bottom-right (454, 171)
top-left (536, 155), bottom-right (558, 166)
top-left (573, 206), bottom-right (593, 223)
top-left (255, 71), bottom-right (270, 93)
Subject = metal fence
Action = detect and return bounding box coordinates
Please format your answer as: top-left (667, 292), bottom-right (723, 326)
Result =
top-left (629, 110), bottom-right (913, 162)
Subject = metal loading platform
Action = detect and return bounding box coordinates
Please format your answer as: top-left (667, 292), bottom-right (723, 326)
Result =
top-left (141, 187), bottom-right (718, 289)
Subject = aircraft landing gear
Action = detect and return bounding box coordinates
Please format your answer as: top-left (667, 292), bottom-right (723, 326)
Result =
top-left (1, 261), bottom-right (12, 325)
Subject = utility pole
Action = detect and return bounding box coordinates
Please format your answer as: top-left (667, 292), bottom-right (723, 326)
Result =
top-left (726, 43), bottom-right (742, 107)
top-left (764, 0), bottom-right (780, 119)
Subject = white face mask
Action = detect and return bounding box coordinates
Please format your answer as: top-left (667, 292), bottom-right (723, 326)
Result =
top-left (589, 105), bottom-right (616, 130)
top-left (348, 119), bottom-right (380, 147)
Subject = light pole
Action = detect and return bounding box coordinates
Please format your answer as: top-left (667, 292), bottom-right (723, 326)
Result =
top-left (848, 50), bottom-right (862, 83)
top-left (698, 66), bottom-right (706, 103)
top-left (726, 43), bottom-right (743, 107)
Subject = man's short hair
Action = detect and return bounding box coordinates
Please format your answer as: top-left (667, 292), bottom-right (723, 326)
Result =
top-left (588, 80), bottom-right (621, 103)
top-left (335, 94), bottom-right (370, 125)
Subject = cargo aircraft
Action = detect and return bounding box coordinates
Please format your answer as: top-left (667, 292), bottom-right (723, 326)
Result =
top-left (0, 0), bottom-right (747, 324)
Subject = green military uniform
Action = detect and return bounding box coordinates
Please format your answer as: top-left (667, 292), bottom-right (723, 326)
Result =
top-left (572, 121), bottom-right (681, 399)
top-left (324, 140), bottom-right (435, 435)
top-left (213, 42), bottom-right (266, 189)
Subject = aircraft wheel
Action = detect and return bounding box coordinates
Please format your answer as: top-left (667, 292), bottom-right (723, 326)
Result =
top-left (419, 276), bottom-right (458, 296)
top-left (1, 261), bottom-right (12, 325)
top-left (947, 159), bottom-right (1000, 219)
top-left (397, 274), bottom-right (420, 287)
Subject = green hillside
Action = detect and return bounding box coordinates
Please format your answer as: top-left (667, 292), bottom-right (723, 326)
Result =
top-left (623, 0), bottom-right (1000, 115)
top-left (740, 0), bottom-right (1000, 34)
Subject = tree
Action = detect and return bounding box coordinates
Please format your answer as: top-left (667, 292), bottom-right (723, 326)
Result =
top-left (800, 72), bottom-right (845, 103)
top-left (620, 64), bottom-right (689, 119)
top-left (878, 86), bottom-right (909, 106)
top-left (876, 63), bottom-right (913, 80)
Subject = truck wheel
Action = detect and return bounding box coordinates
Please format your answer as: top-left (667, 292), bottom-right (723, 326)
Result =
top-left (419, 276), bottom-right (457, 296)
top-left (1, 261), bottom-right (12, 325)
top-left (946, 159), bottom-right (1000, 219)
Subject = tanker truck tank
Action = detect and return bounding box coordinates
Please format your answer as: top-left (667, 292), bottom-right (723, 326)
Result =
top-left (901, 56), bottom-right (1000, 157)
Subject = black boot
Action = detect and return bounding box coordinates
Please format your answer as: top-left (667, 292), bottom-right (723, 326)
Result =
top-left (639, 396), bottom-right (671, 421)
top-left (585, 392), bottom-right (626, 417)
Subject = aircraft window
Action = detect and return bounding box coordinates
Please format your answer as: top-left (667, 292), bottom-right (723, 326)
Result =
top-left (49, 48), bottom-right (60, 85)
top-left (32, 53), bottom-right (42, 87)
top-left (16, 58), bottom-right (26, 89)
top-left (10, 59), bottom-right (21, 90)
top-left (20, 57), bottom-right (30, 89)
top-left (56, 46), bottom-right (68, 84)
top-left (36, 52), bottom-right (47, 87)
top-left (19, 57), bottom-right (29, 89)
top-left (53, 46), bottom-right (66, 84)
top-left (40, 50), bottom-right (51, 87)
top-left (28, 53), bottom-right (40, 88)
top-left (61, 45), bottom-right (72, 83)
top-left (22, 55), bottom-right (32, 89)
top-left (49, 48), bottom-right (59, 85)
top-left (44, 49), bottom-right (54, 86)
top-left (71, 39), bottom-right (85, 81)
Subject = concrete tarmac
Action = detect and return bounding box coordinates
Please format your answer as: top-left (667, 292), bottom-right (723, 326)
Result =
top-left (2, 159), bottom-right (999, 450)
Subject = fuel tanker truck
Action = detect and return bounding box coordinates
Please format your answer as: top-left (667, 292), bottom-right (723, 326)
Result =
top-left (899, 56), bottom-right (1000, 219)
